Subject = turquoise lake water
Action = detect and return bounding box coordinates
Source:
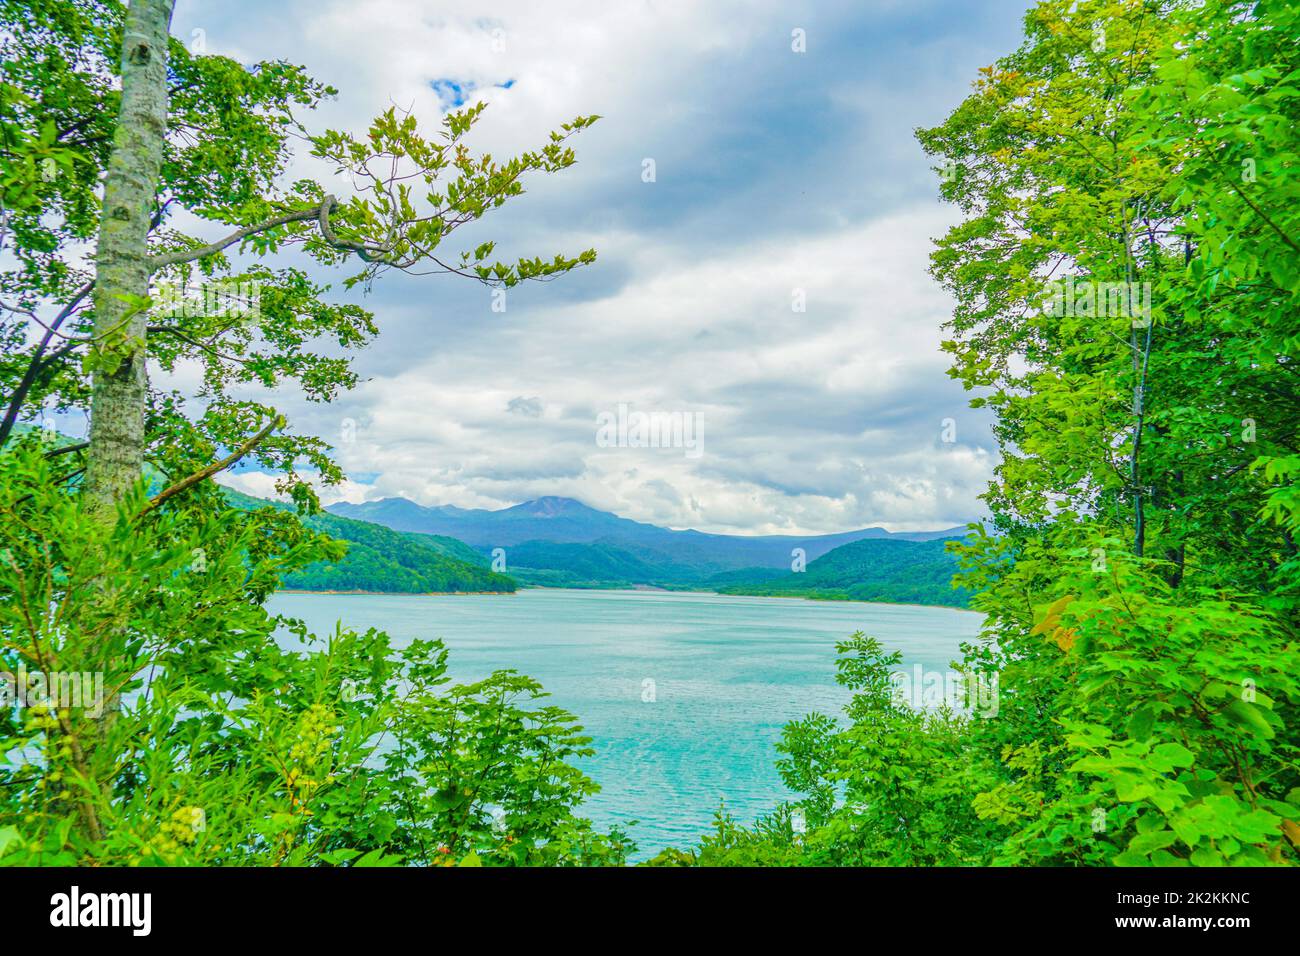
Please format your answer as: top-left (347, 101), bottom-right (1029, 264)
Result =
top-left (267, 588), bottom-right (983, 860)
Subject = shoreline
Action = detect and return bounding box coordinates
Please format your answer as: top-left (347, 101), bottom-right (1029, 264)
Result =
top-left (698, 589), bottom-right (981, 614)
top-left (275, 585), bottom-right (980, 613)
top-left (277, 588), bottom-right (516, 596)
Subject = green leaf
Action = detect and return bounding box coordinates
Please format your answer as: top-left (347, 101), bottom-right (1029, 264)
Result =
top-left (1223, 700), bottom-right (1274, 739)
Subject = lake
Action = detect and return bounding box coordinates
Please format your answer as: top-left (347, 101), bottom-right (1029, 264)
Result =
top-left (267, 588), bottom-right (983, 860)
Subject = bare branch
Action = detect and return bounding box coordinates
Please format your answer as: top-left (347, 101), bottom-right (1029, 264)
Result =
top-left (45, 441), bottom-right (89, 459)
top-left (316, 195), bottom-right (393, 262)
top-left (148, 324), bottom-right (251, 365)
top-left (0, 282), bottom-right (95, 449)
top-left (138, 417), bottom-right (281, 517)
top-left (148, 204), bottom-right (327, 269)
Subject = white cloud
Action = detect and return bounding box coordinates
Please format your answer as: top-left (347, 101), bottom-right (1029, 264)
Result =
top-left (171, 0), bottom-right (1023, 534)
top-left (288, 205), bottom-right (995, 533)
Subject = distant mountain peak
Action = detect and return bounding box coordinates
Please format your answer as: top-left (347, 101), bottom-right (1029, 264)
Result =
top-left (364, 496), bottom-right (425, 509)
top-left (506, 496), bottom-right (597, 517)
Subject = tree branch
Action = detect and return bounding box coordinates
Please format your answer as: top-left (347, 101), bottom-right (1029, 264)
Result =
top-left (148, 194), bottom-right (396, 270)
top-left (148, 324), bottom-right (251, 365)
top-left (316, 195), bottom-right (393, 262)
top-left (45, 441), bottom-right (89, 459)
top-left (137, 416), bottom-right (281, 517)
top-left (0, 282), bottom-right (94, 448)
top-left (148, 204), bottom-right (327, 269)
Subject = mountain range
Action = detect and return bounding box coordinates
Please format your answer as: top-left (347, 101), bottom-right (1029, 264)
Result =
top-left (327, 496), bottom-right (970, 601)
top-left (26, 424), bottom-right (970, 606)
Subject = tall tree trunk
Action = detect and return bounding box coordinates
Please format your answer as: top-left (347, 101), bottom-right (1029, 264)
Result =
top-left (67, 0), bottom-right (175, 849)
top-left (83, 0), bottom-right (175, 518)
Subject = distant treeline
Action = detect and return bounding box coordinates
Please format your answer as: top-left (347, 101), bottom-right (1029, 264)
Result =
top-left (709, 537), bottom-right (972, 608)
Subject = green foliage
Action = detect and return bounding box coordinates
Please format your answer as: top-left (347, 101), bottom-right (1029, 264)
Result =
top-left (713, 537), bottom-right (974, 608)
top-left (221, 488), bottom-right (517, 594)
top-left (0, 1), bottom-right (610, 867)
top-left (673, 0), bottom-right (1299, 868)
top-left (648, 805), bottom-right (805, 867)
top-left (0, 441), bottom-right (627, 866)
top-left (306, 104), bottom-right (600, 290)
top-left (917, 0), bottom-right (1300, 867)
top-left (1, 0), bottom-right (598, 508)
top-left (656, 634), bottom-right (998, 866)
top-left (6, 0), bottom-right (1295, 872)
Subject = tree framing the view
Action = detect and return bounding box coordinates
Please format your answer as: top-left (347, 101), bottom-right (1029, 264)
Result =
top-left (0, 0), bottom-right (618, 864)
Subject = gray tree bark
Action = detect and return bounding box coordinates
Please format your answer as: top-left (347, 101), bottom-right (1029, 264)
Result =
top-left (68, 0), bottom-right (176, 846)
top-left (83, 0), bottom-right (175, 517)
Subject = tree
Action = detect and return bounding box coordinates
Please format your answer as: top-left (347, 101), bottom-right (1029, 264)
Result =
top-left (660, 0), bottom-right (1299, 869)
top-left (3, 0), bottom-right (597, 509)
top-left (0, 469), bottom-right (632, 865)
top-left (916, 0), bottom-right (1298, 866)
top-left (0, 0), bottom-right (617, 862)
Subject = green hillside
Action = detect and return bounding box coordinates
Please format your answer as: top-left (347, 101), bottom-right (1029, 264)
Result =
top-left (502, 539), bottom-right (703, 588)
top-left (490, 530), bottom-right (972, 607)
top-left (712, 537), bottom-right (971, 608)
top-left (222, 487), bottom-right (516, 594)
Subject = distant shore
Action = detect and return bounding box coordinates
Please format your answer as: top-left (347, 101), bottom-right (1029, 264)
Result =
top-left (275, 584), bottom-right (979, 612)
top-left (700, 589), bottom-right (981, 614)
top-left (277, 588), bottom-right (516, 596)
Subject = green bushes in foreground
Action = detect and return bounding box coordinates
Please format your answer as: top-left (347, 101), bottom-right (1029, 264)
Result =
top-left (0, 445), bottom-right (629, 866)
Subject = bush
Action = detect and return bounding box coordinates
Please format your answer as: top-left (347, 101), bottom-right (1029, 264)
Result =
top-left (0, 442), bottom-right (630, 866)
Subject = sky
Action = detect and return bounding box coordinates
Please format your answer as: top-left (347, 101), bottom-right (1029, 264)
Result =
top-left (169, 0), bottom-right (1033, 535)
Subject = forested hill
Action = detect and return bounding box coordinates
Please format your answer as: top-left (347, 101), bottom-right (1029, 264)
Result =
top-left (222, 487), bottom-right (516, 594)
top-left (331, 494), bottom-right (971, 603)
top-left (710, 537), bottom-right (972, 608)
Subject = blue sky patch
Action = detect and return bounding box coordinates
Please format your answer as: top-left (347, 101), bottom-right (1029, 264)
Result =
top-left (429, 77), bottom-right (473, 108)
